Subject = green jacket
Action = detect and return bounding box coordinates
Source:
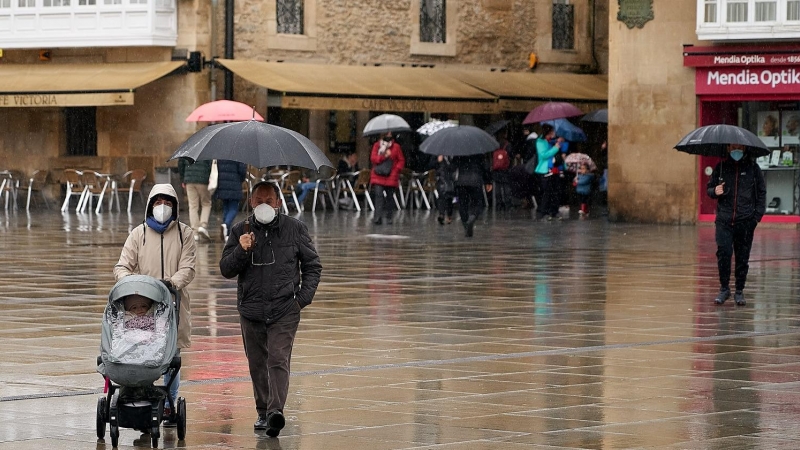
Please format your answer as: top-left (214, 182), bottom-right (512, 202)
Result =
top-left (178, 159), bottom-right (212, 185)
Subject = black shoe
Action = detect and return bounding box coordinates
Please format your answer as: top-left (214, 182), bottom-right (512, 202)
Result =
top-left (386, 217), bottom-right (393, 225)
top-left (714, 288), bottom-right (731, 305)
top-left (254, 414), bottom-right (268, 430)
top-left (373, 218), bottom-right (382, 225)
top-left (266, 411), bottom-right (285, 437)
top-left (437, 215), bottom-right (444, 225)
top-left (465, 215), bottom-right (476, 237)
top-left (734, 290), bottom-right (746, 306)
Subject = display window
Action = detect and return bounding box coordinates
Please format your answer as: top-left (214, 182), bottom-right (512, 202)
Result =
top-left (685, 44), bottom-right (800, 223)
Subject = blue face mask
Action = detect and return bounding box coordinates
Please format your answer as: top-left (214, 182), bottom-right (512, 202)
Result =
top-left (730, 150), bottom-right (744, 161)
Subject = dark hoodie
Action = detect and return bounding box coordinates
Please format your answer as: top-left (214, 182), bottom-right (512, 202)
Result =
top-left (706, 155), bottom-right (767, 225)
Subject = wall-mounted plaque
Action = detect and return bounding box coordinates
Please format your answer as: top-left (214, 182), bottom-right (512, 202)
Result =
top-left (617, 0), bottom-right (654, 29)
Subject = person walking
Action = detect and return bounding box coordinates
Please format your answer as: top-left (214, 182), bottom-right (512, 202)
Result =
top-left (534, 124), bottom-right (565, 221)
top-left (370, 132), bottom-right (405, 225)
top-left (453, 153), bottom-right (492, 237)
top-left (178, 158), bottom-right (213, 241)
top-left (707, 143), bottom-right (766, 306)
top-left (434, 155), bottom-right (456, 225)
top-left (219, 181), bottom-right (322, 437)
top-left (490, 130), bottom-right (513, 210)
top-left (214, 160), bottom-right (248, 242)
top-left (113, 183), bottom-right (196, 424)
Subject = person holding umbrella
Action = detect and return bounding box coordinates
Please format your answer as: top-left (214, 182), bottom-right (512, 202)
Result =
top-left (370, 131), bottom-right (405, 225)
top-left (220, 181), bottom-right (322, 436)
top-left (453, 154), bottom-right (493, 237)
top-left (707, 143), bottom-right (766, 306)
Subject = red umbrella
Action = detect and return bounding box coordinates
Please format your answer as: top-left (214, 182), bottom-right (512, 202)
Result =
top-left (522, 102), bottom-right (584, 124)
top-left (185, 100), bottom-right (264, 122)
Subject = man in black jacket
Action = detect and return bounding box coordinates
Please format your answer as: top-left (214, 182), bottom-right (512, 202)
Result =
top-left (220, 181), bottom-right (322, 437)
top-left (706, 144), bottom-right (766, 306)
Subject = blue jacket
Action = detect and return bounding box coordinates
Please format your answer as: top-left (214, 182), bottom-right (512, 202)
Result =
top-left (575, 173), bottom-right (595, 196)
top-left (535, 138), bottom-right (560, 175)
top-left (213, 160), bottom-right (248, 201)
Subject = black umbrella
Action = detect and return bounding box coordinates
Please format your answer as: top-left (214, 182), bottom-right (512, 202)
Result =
top-left (169, 120), bottom-right (333, 171)
top-left (674, 124), bottom-right (770, 158)
top-left (484, 119), bottom-right (510, 137)
top-left (419, 125), bottom-right (499, 157)
top-left (581, 108), bottom-right (608, 124)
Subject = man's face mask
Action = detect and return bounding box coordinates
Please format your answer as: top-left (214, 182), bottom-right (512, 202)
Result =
top-left (382, 136), bottom-right (393, 142)
top-left (730, 150), bottom-right (744, 161)
top-left (152, 204), bottom-right (172, 223)
top-left (254, 203), bottom-right (276, 225)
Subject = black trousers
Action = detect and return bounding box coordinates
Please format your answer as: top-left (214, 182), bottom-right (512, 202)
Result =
top-left (240, 307), bottom-right (300, 415)
top-left (538, 175), bottom-right (560, 218)
top-left (455, 185), bottom-right (484, 226)
top-left (437, 191), bottom-right (455, 218)
top-left (373, 185), bottom-right (396, 219)
top-left (715, 219), bottom-right (757, 291)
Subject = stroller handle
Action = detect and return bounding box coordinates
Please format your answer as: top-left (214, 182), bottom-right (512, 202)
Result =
top-left (161, 281), bottom-right (181, 328)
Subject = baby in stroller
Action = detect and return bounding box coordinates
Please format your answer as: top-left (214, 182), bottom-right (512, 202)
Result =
top-left (96, 275), bottom-right (186, 448)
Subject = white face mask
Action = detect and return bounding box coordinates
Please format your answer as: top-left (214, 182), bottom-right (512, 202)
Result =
top-left (254, 203), bottom-right (276, 225)
top-left (152, 204), bottom-right (173, 223)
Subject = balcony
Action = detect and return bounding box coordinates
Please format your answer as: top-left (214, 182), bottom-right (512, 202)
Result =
top-left (0, 0), bottom-right (176, 48)
top-left (697, 0), bottom-right (800, 40)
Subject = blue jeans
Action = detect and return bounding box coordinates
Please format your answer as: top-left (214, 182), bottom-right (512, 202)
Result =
top-left (295, 182), bottom-right (317, 204)
top-left (221, 199), bottom-right (239, 228)
top-left (164, 369), bottom-right (180, 408)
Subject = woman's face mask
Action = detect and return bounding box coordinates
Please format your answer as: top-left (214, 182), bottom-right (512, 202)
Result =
top-left (152, 204), bottom-right (172, 223)
top-left (730, 149), bottom-right (744, 161)
top-left (254, 203), bottom-right (276, 225)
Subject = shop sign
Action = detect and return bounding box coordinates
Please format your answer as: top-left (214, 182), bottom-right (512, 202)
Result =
top-left (684, 53), bottom-right (800, 67)
top-left (0, 92), bottom-right (133, 107)
top-left (696, 67), bottom-right (800, 95)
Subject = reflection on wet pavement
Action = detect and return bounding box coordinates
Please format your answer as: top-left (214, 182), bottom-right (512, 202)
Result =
top-left (1, 209), bottom-right (799, 449)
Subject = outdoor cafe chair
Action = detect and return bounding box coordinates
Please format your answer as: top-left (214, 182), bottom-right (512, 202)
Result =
top-left (350, 169), bottom-right (375, 212)
top-left (79, 171), bottom-right (113, 214)
top-left (116, 169), bottom-right (146, 213)
top-left (25, 170), bottom-right (51, 211)
top-left (0, 170), bottom-right (22, 211)
top-left (61, 169), bottom-right (86, 212)
top-left (404, 170), bottom-right (431, 210)
top-left (311, 171), bottom-right (338, 212)
top-left (278, 170), bottom-right (303, 214)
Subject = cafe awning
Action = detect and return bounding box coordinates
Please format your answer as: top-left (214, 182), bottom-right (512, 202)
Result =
top-left (0, 61), bottom-right (184, 107)
top-left (216, 59), bottom-right (498, 114)
top-left (446, 70), bottom-right (608, 112)
top-left (217, 59), bottom-right (608, 114)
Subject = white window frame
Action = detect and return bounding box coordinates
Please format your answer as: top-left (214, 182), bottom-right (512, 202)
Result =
top-left (697, 0), bottom-right (800, 40)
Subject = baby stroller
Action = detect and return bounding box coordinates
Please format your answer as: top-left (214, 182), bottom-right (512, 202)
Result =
top-left (96, 275), bottom-right (186, 448)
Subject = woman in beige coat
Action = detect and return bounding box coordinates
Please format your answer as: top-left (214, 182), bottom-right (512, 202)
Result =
top-left (114, 183), bottom-right (196, 424)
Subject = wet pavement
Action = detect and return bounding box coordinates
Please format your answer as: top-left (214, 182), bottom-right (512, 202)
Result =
top-left (1, 207), bottom-right (799, 449)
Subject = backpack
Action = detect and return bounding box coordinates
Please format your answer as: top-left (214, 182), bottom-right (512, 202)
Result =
top-left (524, 150), bottom-right (538, 175)
top-left (492, 144), bottom-right (510, 171)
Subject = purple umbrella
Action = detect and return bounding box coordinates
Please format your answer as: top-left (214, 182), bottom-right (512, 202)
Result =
top-left (522, 102), bottom-right (584, 124)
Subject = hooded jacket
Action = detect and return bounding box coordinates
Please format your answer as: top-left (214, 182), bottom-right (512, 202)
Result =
top-left (370, 139), bottom-right (405, 187)
top-left (706, 156), bottom-right (767, 225)
top-left (219, 213), bottom-right (322, 324)
top-left (114, 184), bottom-right (196, 348)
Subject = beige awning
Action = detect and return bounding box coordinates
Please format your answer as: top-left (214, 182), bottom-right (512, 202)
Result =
top-left (217, 59), bottom-right (499, 113)
top-left (446, 70), bottom-right (608, 112)
top-left (0, 61), bottom-right (184, 107)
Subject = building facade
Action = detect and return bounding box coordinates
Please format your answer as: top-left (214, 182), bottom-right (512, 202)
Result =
top-left (0, 0), bottom-right (609, 205)
top-left (608, 0), bottom-right (800, 224)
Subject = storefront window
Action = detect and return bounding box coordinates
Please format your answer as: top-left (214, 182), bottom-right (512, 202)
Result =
top-left (741, 102), bottom-right (800, 215)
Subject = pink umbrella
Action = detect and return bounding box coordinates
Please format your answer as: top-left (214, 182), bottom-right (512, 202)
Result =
top-left (185, 100), bottom-right (264, 122)
top-left (522, 102), bottom-right (584, 124)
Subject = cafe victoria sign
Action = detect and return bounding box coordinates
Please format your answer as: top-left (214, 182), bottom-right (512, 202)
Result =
top-left (0, 92), bottom-right (133, 107)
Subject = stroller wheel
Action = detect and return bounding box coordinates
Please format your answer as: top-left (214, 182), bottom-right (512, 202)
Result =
top-left (109, 423), bottom-right (119, 448)
top-left (96, 397), bottom-right (107, 439)
top-left (176, 397), bottom-right (187, 440)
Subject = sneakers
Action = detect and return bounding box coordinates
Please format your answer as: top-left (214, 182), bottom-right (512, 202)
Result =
top-left (734, 290), bottom-right (746, 306)
top-left (197, 226), bottom-right (211, 241)
top-left (266, 411), bottom-right (285, 437)
top-left (714, 288), bottom-right (731, 305)
top-left (254, 413), bottom-right (268, 430)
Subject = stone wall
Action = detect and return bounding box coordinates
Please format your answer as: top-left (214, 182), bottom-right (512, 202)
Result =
top-left (607, 1), bottom-right (699, 224)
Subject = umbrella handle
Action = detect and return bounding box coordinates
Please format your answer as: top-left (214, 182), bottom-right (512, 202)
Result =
top-left (244, 219), bottom-right (250, 234)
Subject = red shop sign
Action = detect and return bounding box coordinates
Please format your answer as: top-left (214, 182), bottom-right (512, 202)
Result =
top-left (695, 67), bottom-right (800, 95)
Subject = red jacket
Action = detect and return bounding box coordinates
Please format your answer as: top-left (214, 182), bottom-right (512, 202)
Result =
top-left (370, 140), bottom-right (405, 187)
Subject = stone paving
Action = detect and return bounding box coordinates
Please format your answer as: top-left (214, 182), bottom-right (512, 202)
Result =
top-left (1, 207), bottom-right (799, 449)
